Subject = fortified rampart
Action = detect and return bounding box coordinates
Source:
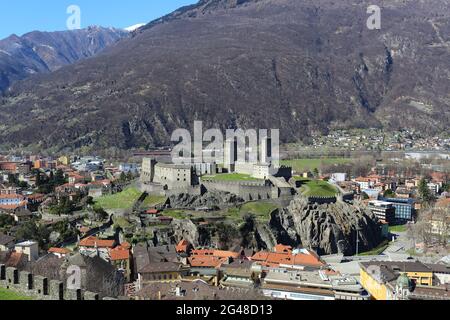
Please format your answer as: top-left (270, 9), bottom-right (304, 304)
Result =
top-left (0, 264), bottom-right (116, 300)
top-left (306, 196), bottom-right (338, 205)
top-left (201, 178), bottom-right (279, 201)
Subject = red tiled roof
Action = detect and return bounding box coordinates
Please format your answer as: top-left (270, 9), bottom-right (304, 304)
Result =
top-left (6, 252), bottom-right (25, 268)
top-left (109, 245), bottom-right (130, 261)
top-left (274, 244), bottom-right (292, 253)
top-left (176, 239), bottom-right (190, 253)
top-left (48, 247), bottom-right (71, 254)
top-left (26, 193), bottom-right (45, 200)
top-left (188, 256), bottom-right (227, 268)
top-left (212, 250), bottom-right (240, 259)
top-left (0, 200), bottom-right (28, 210)
top-left (0, 194), bottom-right (24, 199)
top-left (192, 249), bottom-right (215, 256)
top-left (79, 236), bottom-right (115, 248)
top-left (251, 247), bottom-right (325, 268)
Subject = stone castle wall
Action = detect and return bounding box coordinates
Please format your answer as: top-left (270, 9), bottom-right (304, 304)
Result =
top-left (307, 196), bottom-right (338, 204)
top-left (201, 179), bottom-right (278, 201)
top-left (0, 264), bottom-right (115, 300)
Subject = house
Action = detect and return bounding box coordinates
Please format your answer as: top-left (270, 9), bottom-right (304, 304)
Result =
top-left (135, 279), bottom-right (247, 300)
top-left (219, 260), bottom-right (257, 289)
top-left (78, 236), bottom-right (116, 261)
top-left (68, 173), bottom-right (85, 184)
top-left (354, 177), bottom-right (375, 190)
top-left (11, 208), bottom-right (33, 222)
top-left (0, 251), bottom-right (28, 268)
top-left (175, 239), bottom-right (192, 255)
top-left (145, 208), bottom-right (161, 218)
top-left (0, 233), bottom-right (15, 251)
top-left (88, 185), bottom-right (104, 199)
top-left (0, 161), bottom-right (19, 173)
top-left (137, 262), bottom-right (185, 288)
top-left (48, 247), bottom-right (71, 258)
top-left (0, 194), bottom-right (28, 211)
top-left (0, 187), bottom-right (20, 195)
top-left (14, 240), bottom-right (39, 262)
top-left (109, 242), bottom-right (132, 282)
top-left (425, 264), bottom-right (450, 285)
top-left (251, 245), bottom-right (326, 269)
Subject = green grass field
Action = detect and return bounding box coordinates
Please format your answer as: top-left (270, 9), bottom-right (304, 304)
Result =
top-left (297, 179), bottom-right (338, 197)
top-left (113, 216), bottom-right (132, 229)
top-left (388, 225), bottom-right (407, 233)
top-left (141, 195), bottom-right (167, 208)
top-left (95, 187), bottom-right (143, 209)
top-left (162, 209), bottom-right (187, 219)
top-left (281, 158), bottom-right (352, 172)
top-left (227, 201), bottom-right (279, 222)
top-left (0, 288), bottom-right (33, 300)
top-left (203, 173), bottom-right (262, 181)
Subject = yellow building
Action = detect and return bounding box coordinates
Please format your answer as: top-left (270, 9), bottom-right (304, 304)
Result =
top-left (137, 262), bottom-right (185, 287)
top-left (58, 155), bottom-right (70, 166)
top-left (359, 261), bottom-right (434, 300)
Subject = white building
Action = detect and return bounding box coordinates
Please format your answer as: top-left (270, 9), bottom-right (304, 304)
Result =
top-left (14, 241), bottom-right (39, 262)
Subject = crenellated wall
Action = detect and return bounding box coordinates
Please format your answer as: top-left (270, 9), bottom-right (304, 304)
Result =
top-left (201, 178), bottom-right (280, 201)
top-left (307, 196), bottom-right (337, 204)
top-left (0, 264), bottom-right (105, 300)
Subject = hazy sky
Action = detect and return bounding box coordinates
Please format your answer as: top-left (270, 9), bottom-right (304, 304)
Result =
top-left (0, 0), bottom-right (197, 39)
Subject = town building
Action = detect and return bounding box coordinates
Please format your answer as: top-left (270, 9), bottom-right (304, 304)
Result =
top-left (261, 268), bottom-right (369, 300)
top-left (0, 194), bottom-right (28, 211)
top-left (78, 236), bottom-right (116, 261)
top-left (359, 261), bottom-right (436, 300)
top-left (14, 241), bottom-right (39, 262)
top-left (0, 233), bottom-right (15, 251)
top-left (251, 245), bottom-right (326, 269)
top-left (379, 197), bottom-right (416, 222)
top-left (368, 200), bottom-right (396, 224)
top-left (48, 247), bottom-right (71, 258)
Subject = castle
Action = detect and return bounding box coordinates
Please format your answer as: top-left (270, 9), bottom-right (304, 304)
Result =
top-left (140, 137), bottom-right (293, 201)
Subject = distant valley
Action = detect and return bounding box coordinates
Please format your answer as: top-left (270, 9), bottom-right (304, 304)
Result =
top-left (0, 0), bottom-right (449, 153)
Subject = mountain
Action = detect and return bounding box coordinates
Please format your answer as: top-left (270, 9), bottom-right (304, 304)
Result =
top-left (124, 24), bottom-right (146, 32)
top-left (0, 0), bottom-right (449, 153)
top-left (0, 26), bottom-right (128, 93)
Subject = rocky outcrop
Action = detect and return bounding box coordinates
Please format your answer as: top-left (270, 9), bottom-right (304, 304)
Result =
top-left (168, 191), bottom-right (244, 210)
top-left (169, 219), bottom-right (201, 247)
top-left (269, 197), bottom-right (383, 256)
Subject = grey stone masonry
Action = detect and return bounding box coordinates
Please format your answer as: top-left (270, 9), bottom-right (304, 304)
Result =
top-left (49, 279), bottom-right (64, 300)
top-left (102, 297), bottom-right (118, 300)
top-left (84, 291), bottom-right (100, 300)
top-left (33, 275), bottom-right (48, 296)
top-left (19, 271), bottom-right (33, 290)
top-left (6, 267), bottom-right (18, 286)
top-left (65, 288), bottom-right (82, 300)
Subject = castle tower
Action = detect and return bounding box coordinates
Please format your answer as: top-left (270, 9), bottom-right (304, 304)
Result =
top-left (260, 136), bottom-right (271, 165)
top-left (141, 157), bottom-right (156, 183)
top-left (224, 139), bottom-right (237, 173)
